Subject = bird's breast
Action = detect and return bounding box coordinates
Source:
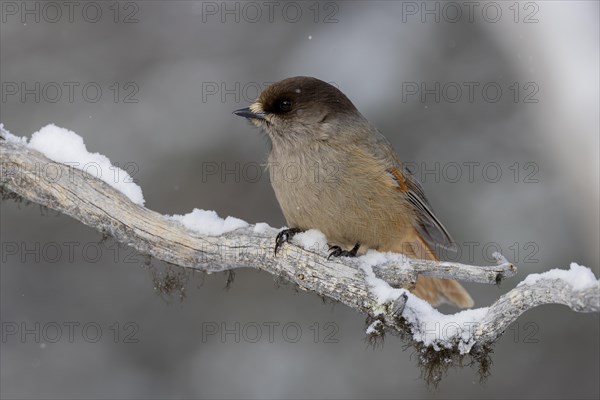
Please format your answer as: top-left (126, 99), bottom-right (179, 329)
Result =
top-left (267, 145), bottom-right (414, 249)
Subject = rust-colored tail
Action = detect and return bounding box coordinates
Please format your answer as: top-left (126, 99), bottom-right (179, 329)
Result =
top-left (412, 276), bottom-right (474, 308)
top-left (388, 232), bottom-right (474, 308)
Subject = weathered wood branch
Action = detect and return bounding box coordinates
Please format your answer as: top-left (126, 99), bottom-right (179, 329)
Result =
top-left (476, 278), bottom-right (599, 344)
top-left (1, 136), bottom-right (598, 360)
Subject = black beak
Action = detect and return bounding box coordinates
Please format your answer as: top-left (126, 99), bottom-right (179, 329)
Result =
top-left (233, 107), bottom-right (266, 120)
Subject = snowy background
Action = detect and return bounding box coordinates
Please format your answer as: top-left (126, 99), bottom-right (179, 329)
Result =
top-left (1, 1), bottom-right (598, 398)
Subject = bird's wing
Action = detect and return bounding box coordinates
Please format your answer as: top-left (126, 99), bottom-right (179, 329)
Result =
top-left (369, 129), bottom-right (457, 255)
top-left (401, 167), bottom-right (457, 254)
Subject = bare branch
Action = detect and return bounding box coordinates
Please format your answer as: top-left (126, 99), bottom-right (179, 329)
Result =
top-left (475, 278), bottom-right (599, 344)
top-left (1, 137), bottom-right (597, 365)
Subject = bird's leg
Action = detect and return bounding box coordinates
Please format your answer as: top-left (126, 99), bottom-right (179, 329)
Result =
top-left (274, 227), bottom-right (303, 255)
top-left (328, 243), bottom-right (360, 260)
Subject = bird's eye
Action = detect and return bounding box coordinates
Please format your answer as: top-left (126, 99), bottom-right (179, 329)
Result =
top-left (278, 100), bottom-right (292, 112)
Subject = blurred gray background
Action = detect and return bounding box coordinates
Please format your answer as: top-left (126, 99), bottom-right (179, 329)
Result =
top-left (1, 1), bottom-right (598, 398)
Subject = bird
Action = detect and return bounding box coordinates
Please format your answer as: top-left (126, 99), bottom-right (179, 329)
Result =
top-left (234, 76), bottom-right (473, 308)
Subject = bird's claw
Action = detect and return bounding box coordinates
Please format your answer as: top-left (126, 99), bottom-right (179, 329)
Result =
top-left (274, 228), bottom-right (302, 255)
top-left (327, 243), bottom-right (360, 260)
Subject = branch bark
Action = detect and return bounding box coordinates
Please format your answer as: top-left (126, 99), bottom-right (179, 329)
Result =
top-left (1, 137), bottom-right (598, 357)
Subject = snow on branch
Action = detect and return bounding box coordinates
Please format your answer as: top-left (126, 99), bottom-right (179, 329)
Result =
top-left (1, 125), bottom-right (598, 382)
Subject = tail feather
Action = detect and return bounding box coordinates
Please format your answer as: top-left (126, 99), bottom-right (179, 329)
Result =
top-left (412, 276), bottom-right (474, 308)
top-left (388, 231), bottom-right (474, 308)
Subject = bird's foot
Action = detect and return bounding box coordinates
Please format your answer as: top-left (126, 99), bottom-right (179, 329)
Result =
top-left (274, 228), bottom-right (303, 255)
top-left (328, 243), bottom-right (360, 260)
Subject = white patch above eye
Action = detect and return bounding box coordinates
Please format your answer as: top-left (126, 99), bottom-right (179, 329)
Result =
top-left (295, 88), bottom-right (301, 93)
top-left (249, 102), bottom-right (264, 114)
